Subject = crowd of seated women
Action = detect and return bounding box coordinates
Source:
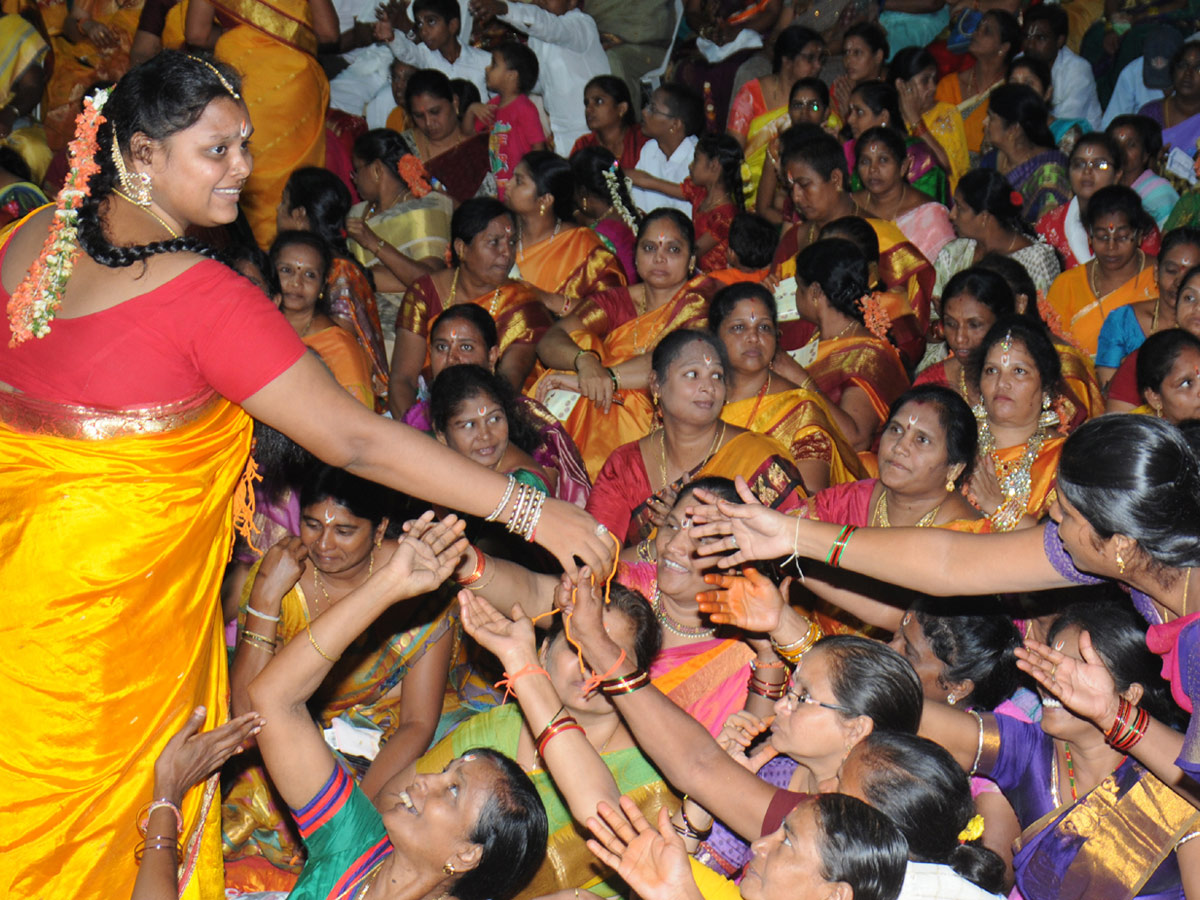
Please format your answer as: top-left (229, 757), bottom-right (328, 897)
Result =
top-left (25, 3), bottom-right (1200, 900)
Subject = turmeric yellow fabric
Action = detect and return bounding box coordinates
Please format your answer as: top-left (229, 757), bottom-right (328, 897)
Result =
top-left (0, 391), bottom-right (251, 900)
top-left (212, 0), bottom-right (328, 246)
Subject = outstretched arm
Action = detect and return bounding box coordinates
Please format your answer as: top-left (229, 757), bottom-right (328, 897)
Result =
top-left (248, 513), bottom-right (468, 809)
top-left (242, 352), bottom-right (614, 577)
top-left (566, 571), bottom-right (779, 840)
top-left (687, 477), bottom-right (1072, 596)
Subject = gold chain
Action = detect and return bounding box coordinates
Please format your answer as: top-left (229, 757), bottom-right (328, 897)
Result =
top-left (113, 190), bottom-right (180, 239)
top-left (872, 490), bottom-right (944, 527)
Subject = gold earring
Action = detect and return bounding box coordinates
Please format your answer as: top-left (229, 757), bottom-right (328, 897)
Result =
top-left (111, 141), bottom-right (152, 206)
top-left (945, 477), bottom-right (956, 493)
top-left (443, 864), bottom-right (456, 875)
top-left (1116, 551), bottom-right (1126, 575)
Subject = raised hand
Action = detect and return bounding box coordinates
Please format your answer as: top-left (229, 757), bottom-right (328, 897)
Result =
top-left (153, 707), bottom-right (264, 805)
top-left (534, 500), bottom-right (616, 580)
top-left (696, 569), bottom-right (787, 632)
top-left (257, 536), bottom-right (309, 600)
top-left (716, 710), bottom-right (778, 772)
top-left (381, 512), bottom-right (467, 598)
top-left (586, 797), bottom-right (701, 900)
top-left (1015, 632), bottom-right (1121, 730)
top-left (688, 476), bottom-right (797, 567)
top-left (459, 589), bottom-right (538, 668)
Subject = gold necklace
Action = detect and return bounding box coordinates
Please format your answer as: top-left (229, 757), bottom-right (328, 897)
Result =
top-left (312, 551), bottom-right (375, 608)
top-left (113, 190), bottom-right (180, 239)
top-left (448, 268), bottom-right (503, 316)
top-left (873, 490), bottom-right (943, 527)
top-left (659, 421), bottom-right (726, 490)
top-left (517, 219), bottom-right (560, 262)
top-left (1151, 296), bottom-right (1161, 332)
top-left (1089, 249), bottom-right (1145, 300)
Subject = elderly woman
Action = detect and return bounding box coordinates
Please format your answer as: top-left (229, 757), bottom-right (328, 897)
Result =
top-left (533, 208), bottom-right (720, 478)
top-left (223, 467), bottom-right (501, 890)
top-left (506, 151), bottom-right (627, 317)
top-left (585, 329), bottom-right (804, 546)
top-left (711, 282), bottom-right (864, 494)
top-left (390, 198), bottom-right (550, 417)
top-left (246, 512), bottom-right (549, 899)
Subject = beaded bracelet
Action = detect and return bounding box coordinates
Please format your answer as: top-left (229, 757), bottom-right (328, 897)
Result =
top-left (536, 715), bottom-right (584, 756)
top-left (457, 546), bottom-right (486, 586)
top-left (245, 606), bottom-right (281, 623)
top-left (137, 799), bottom-right (183, 837)
top-left (825, 525), bottom-right (857, 568)
top-left (598, 669), bottom-right (651, 696)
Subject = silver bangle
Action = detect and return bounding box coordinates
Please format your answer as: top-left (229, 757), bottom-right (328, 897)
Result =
top-left (485, 475), bottom-right (517, 522)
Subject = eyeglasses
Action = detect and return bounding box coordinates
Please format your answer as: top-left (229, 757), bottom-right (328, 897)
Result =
top-left (783, 684), bottom-right (854, 714)
top-left (1070, 158), bottom-right (1114, 172)
top-left (792, 100), bottom-right (822, 112)
top-left (1090, 229), bottom-right (1136, 245)
top-left (643, 103), bottom-right (672, 118)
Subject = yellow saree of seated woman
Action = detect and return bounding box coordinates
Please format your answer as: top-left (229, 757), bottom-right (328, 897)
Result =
top-left (0, 390), bottom-right (249, 900)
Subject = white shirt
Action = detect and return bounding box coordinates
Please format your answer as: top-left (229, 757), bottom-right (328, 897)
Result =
top-left (1101, 56), bottom-right (1166, 128)
top-left (498, 3), bottom-right (611, 152)
top-left (386, 33), bottom-right (491, 99)
top-left (330, 0), bottom-right (379, 30)
top-left (898, 861), bottom-right (1005, 900)
top-left (631, 134), bottom-right (698, 216)
top-left (1051, 46), bottom-right (1103, 129)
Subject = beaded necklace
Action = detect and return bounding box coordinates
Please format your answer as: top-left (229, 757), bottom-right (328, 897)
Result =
top-left (652, 590), bottom-right (716, 638)
top-left (975, 414), bottom-right (1047, 531)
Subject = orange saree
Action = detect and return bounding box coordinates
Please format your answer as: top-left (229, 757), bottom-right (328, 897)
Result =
top-left (515, 225), bottom-right (627, 309)
top-left (808, 335), bottom-right (911, 432)
top-left (398, 273), bottom-right (550, 359)
top-left (303, 324), bottom-right (374, 408)
top-left (1045, 265), bottom-right (1158, 358)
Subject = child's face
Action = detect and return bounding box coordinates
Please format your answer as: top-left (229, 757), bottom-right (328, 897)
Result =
top-left (485, 52), bottom-right (510, 92)
top-left (416, 11), bottom-right (455, 52)
top-left (688, 150), bottom-right (719, 186)
top-left (789, 88), bottom-right (825, 126)
top-left (390, 62), bottom-right (416, 107)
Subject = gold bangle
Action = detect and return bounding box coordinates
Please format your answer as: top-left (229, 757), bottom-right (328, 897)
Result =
top-left (306, 624), bottom-right (339, 662)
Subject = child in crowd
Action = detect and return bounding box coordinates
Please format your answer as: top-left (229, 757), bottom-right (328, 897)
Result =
top-left (629, 83), bottom-right (704, 217)
top-left (385, 60), bottom-right (418, 132)
top-left (468, 0), bottom-right (610, 153)
top-left (464, 41), bottom-right (547, 198)
top-left (708, 212), bottom-right (779, 284)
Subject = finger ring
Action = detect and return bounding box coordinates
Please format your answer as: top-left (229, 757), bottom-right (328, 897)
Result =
top-left (1050, 664), bottom-right (1058, 679)
top-left (730, 535), bottom-right (739, 550)
top-left (595, 523), bottom-right (609, 537)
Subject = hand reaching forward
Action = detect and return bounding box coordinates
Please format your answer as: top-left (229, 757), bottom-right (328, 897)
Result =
top-left (459, 589), bottom-right (538, 670)
top-left (688, 476), bottom-right (798, 567)
top-left (586, 797), bottom-right (704, 900)
top-left (153, 707), bottom-right (265, 806)
top-left (1015, 632), bottom-right (1121, 731)
top-left (380, 510), bottom-right (468, 598)
top-left (716, 710), bottom-right (779, 772)
top-left (696, 569), bottom-right (788, 632)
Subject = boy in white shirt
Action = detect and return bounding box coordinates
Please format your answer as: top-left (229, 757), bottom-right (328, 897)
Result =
top-left (468, 0), bottom-right (610, 151)
top-left (1020, 5), bottom-right (1102, 129)
top-left (629, 83), bottom-right (704, 216)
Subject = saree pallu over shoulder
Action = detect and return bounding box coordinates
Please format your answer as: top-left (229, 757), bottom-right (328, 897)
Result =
top-left (400, 275), bottom-right (550, 357)
top-left (347, 195), bottom-right (453, 272)
top-left (697, 430), bottom-right (806, 514)
top-left (1012, 759), bottom-right (1200, 900)
top-left (1046, 265), bottom-right (1158, 358)
top-left (722, 389), bottom-right (866, 486)
top-left (516, 225), bottom-right (627, 305)
top-left (650, 637), bottom-right (756, 737)
top-left (0, 389), bottom-right (251, 900)
top-left (536, 278), bottom-right (716, 479)
top-left (809, 335), bottom-right (911, 427)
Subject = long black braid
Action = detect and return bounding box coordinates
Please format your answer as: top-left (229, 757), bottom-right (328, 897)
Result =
top-left (77, 50), bottom-right (243, 268)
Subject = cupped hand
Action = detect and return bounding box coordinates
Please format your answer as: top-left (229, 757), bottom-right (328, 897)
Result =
top-left (687, 476), bottom-right (797, 567)
top-left (696, 568), bottom-right (786, 631)
top-left (717, 710), bottom-right (778, 772)
top-left (380, 512), bottom-right (467, 597)
top-left (153, 707), bottom-right (264, 805)
top-left (534, 500), bottom-right (615, 579)
top-left (459, 589), bottom-right (538, 668)
top-left (586, 798), bottom-right (697, 900)
top-left (1015, 632), bottom-right (1121, 730)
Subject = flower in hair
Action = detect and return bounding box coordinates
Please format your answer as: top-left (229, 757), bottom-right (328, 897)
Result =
top-left (1009, 190), bottom-right (1024, 207)
top-left (739, 161), bottom-right (752, 183)
top-left (397, 154), bottom-right (432, 198)
top-left (602, 161), bottom-right (638, 231)
top-left (858, 292), bottom-right (893, 340)
top-left (8, 88), bottom-right (109, 345)
top-left (957, 814), bottom-right (985, 843)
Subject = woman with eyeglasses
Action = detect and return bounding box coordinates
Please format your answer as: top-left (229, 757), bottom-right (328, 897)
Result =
top-left (1045, 185), bottom-right (1158, 357)
top-left (1035, 133), bottom-right (1161, 273)
top-left (727, 25), bottom-right (826, 208)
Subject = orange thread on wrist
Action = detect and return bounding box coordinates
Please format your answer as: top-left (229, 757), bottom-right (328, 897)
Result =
top-left (581, 648), bottom-right (628, 695)
top-left (493, 664), bottom-right (549, 702)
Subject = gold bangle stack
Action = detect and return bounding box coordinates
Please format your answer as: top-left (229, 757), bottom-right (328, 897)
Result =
top-left (771, 619), bottom-right (823, 666)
